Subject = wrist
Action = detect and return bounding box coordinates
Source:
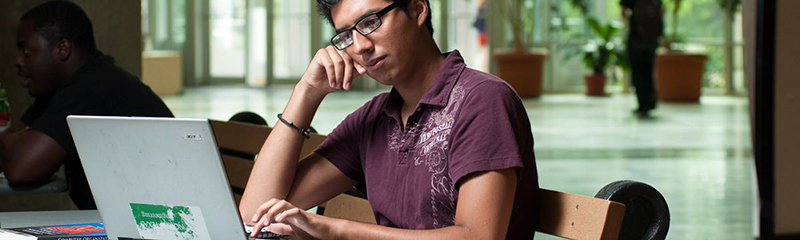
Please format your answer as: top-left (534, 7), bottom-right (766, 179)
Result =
top-left (326, 217), bottom-right (348, 240)
top-left (279, 82), bottom-right (325, 130)
top-left (295, 80), bottom-right (327, 103)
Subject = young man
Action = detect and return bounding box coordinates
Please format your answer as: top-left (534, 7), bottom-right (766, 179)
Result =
top-left (240, 0), bottom-right (538, 239)
top-left (0, 0), bottom-right (173, 209)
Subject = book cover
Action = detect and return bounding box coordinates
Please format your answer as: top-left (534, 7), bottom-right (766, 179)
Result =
top-left (0, 222), bottom-right (107, 240)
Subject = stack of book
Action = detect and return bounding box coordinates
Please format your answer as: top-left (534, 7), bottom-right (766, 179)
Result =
top-left (0, 222), bottom-right (107, 239)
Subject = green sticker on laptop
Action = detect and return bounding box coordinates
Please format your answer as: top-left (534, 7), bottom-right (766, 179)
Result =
top-left (129, 203), bottom-right (211, 240)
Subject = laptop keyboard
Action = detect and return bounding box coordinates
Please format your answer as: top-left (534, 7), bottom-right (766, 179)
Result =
top-left (245, 225), bottom-right (283, 239)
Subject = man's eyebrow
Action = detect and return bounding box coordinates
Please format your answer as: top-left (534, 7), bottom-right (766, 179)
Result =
top-left (335, 9), bottom-right (380, 33)
top-left (16, 41), bottom-right (25, 48)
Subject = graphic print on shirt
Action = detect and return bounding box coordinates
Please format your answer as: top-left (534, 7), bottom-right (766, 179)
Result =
top-left (388, 84), bottom-right (467, 228)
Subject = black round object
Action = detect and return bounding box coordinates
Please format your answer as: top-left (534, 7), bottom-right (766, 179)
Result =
top-left (595, 180), bottom-right (670, 240)
top-left (229, 111), bottom-right (268, 126)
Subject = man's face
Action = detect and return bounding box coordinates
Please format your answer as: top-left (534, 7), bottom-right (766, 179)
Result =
top-left (332, 0), bottom-right (421, 85)
top-left (15, 21), bottom-right (63, 97)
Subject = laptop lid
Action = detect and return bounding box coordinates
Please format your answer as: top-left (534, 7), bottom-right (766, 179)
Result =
top-left (67, 116), bottom-right (248, 240)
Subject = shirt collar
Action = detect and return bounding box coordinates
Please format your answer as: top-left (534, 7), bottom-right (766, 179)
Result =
top-left (418, 50), bottom-right (466, 107)
top-left (381, 50), bottom-right (467, 117)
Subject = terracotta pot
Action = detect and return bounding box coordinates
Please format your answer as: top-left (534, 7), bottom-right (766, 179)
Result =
top-left (655, 53), bottom-right (708, 102)
top-left (494, 52), bottom-right (547, 98)
top-left (584, 74), bottom-right (608, 96)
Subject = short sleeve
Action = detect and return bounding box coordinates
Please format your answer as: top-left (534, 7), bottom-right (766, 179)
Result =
top-left (314, 107), bottom-right (368, 184)
top-left (20, 97), bottom-right (49, 127)
top-left (25, 87), bottom-right (94, 158)
top-left (448, 80), bottom-right (533, 188)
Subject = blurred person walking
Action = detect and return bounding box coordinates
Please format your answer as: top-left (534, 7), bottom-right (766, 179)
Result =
top-left (621, 0), bottom-right (663, 117)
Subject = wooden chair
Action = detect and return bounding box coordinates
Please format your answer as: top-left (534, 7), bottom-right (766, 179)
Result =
top-left (211, 120), bottom-right (633, 239)
top-left (210, 120), bottom-right (326, 204)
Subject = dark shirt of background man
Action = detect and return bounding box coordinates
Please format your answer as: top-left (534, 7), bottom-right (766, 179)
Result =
top-left (20, 52), bottom-right (173, 209)
top-left (620, 0), bottom-right (664, 49)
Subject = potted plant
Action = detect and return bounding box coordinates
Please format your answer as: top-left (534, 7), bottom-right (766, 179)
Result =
top-left (564, 0), bottom-right (627, 96)
top-left (655, 0), bottom-right (708, 102)
top-left (493, 0), bottom-right (547, 98)
top-left (580, 18), bottom-right (628, 96)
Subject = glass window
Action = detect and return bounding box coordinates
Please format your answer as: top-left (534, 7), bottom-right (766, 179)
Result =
top-left (666, 0), bottom-right (724, 42)
top-left (272, 0), bottom-right (311, 80)
top-left (447, 0), bottom-right (485, 71)
top-left (430, 0), bottom-right (443, 46)
top-left (142, 0), bottom-right (186, 51)
top-left (210, 0), bottom-right (247, 78)
top-left (155, 0), bottom-right (169, 45)
top-left (663, 0), bottom-right (743, 92)
top-left (172, 0), bottom-right (186, 45)
top-left (544, 1), bottom-right (594, 91)
top-left (733, 13), bottom-right (745, 93)
top-left (528, 0), bottom-right (744, 93)
top-left (248, 0), bottom-right (268, 86)
top-left (141, 0), bottom-right (743, 93)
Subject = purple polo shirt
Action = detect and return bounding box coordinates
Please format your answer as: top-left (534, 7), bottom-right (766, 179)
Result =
top-left (315, 50), bottom-right (538, 239)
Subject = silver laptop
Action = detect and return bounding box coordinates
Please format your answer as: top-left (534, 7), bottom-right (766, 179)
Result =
top-left (67, 116), bottom-right (277, 240)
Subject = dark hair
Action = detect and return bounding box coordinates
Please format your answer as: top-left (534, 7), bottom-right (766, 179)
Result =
top-left (21, 0), bottom-right (97, 52)
top-left (316, 0), bottom-right (434, 36)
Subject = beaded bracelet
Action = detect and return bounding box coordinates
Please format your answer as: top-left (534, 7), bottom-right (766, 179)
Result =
top-left (277, 113), bottom-right (311, 139)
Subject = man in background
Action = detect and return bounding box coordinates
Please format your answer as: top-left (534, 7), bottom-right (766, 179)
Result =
top-left (0, 0), bottom-right (173, 209)
top-left (621, 0), bottom-right (664, 117)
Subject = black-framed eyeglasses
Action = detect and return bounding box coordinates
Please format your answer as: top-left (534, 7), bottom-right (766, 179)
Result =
top-left (330, 1), bottom-right (404, 50)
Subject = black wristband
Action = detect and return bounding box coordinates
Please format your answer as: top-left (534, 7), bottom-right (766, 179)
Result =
top-left (277, 113), bottom-right (311, 139)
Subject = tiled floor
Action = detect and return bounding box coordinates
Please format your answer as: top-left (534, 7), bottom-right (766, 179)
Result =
top-left (162, 85), bottom-right (754, 240)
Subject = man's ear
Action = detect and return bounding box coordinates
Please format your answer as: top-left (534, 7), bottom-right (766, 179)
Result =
top-left (410, 0), bottom-right (429, 29)
top-left (53, 39), bottom-right (72, 62)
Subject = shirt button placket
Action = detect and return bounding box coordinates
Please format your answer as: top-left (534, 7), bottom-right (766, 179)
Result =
top-left (398, 129), bottom-right (415, 165)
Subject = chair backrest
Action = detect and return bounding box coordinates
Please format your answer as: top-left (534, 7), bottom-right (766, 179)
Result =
top-left (319, 188), bottom-right (628, 239)
top-left (536, 188), bottom-right (626, 240)
top-left (209, 120), bottom-right (327, 203)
